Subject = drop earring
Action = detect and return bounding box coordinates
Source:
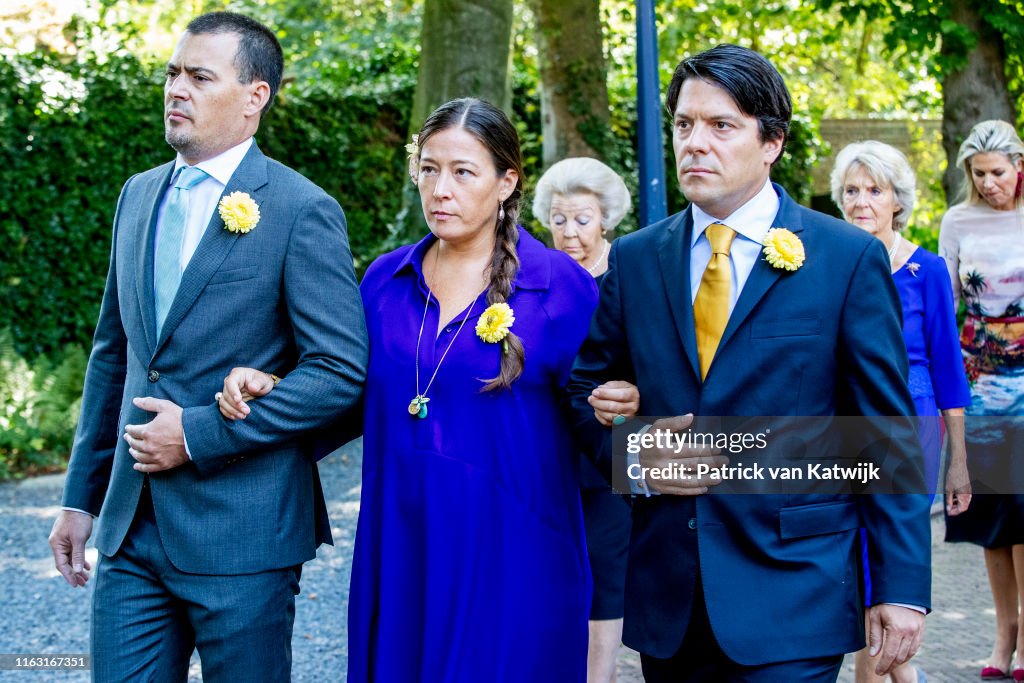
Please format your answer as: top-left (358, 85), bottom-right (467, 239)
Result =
top-left (1016, 171), bottom-right (1022, 199)
top-left (498, 202), bottom-right (505, 222)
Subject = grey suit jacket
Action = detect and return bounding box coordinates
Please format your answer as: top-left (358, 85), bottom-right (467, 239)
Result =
top-left (62, 142), bottom-right (368, 575)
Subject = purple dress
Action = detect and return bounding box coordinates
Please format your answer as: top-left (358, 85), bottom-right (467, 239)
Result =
top-left (347, 228), bottom-right (597, 682)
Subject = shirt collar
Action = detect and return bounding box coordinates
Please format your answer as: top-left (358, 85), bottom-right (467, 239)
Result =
top-left (171, 137), bottom-right (254, 187)
top-left (690, 179), bottom-right (779, 247)
top-left (391, 226), bottom-right (551, 291)
top-left (392, 230), bottom-right (436, 280)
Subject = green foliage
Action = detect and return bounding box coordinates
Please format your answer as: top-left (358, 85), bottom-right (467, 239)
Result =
top-left (820, 0), bottom-right (1024, 128)
top-left (0, 332), bottom-right (87, 480)
top-left (0, 48), bottom-right (168, 359)
top-left (259, 87), bottom-right (413, 270)
top-left (0, 3), bottom-right (417, 358)
top-left (653, 0), bottom-right (935, 207)
top-left (903, 121), bottom-right (946, 252)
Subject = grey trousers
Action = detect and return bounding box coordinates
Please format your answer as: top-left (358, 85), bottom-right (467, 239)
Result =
top-left (91, 488), bottom-right (301, 682)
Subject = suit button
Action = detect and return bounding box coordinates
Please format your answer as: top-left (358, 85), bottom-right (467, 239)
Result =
top-left (688, 518), bottom-right (697, 530)
top-left (148, 370), bottom-right (160, 382)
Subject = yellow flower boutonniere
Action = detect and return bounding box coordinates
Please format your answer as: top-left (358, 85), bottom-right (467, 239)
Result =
top-left (476, 303), bottom-right (515, 350)
top-left (762, 228), bottom-right (805, 271)
top-left (218, 191), bottom-right (261, 234)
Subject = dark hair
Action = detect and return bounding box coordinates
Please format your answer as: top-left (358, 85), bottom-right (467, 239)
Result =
top-left (417, 98), bottom-right (526, 392)
top-left (185, 12), bottom-right (284, 116)
top-left (665, 44), bottom-right (791, 164)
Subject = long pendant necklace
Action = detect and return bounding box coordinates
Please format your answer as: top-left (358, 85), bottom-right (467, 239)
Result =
top-left (408, 281), bottom-right (479, 419)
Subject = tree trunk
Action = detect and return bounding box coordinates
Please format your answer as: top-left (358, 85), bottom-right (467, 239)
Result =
top-left (531, 0), bottom-right (611, 166)
top-left (409, 0), bottom-right (515, 131)
top-left (393, 0), bottom-right (514, 243)
top-left (940, 0), bottom-right (1015, 203)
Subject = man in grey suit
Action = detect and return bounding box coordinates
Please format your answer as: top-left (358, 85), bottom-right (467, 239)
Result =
top-left (47, 12), bottom-right (367, 681)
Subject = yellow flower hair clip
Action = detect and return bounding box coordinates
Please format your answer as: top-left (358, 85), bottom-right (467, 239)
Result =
top-left (218, 192), bottom-right (261, 234)
top-left (762, 228), bottom-right (805, 271)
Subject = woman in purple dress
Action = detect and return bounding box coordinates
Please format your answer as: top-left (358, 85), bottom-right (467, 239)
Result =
top-left (219, 99), bottom-right (598, 682)
top-left (831, 140), bottom-right (972, 683)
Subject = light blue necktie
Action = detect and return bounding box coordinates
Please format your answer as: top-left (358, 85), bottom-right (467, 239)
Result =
top-left (154, 166), bottom-right (208, 337)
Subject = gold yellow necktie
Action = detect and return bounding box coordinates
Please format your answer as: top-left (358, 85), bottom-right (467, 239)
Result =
top-left (694, 223), bottom-right (736, 380)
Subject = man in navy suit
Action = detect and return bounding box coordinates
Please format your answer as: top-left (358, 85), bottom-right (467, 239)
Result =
top-left (47, 12), bottom-right (367, 681)
top-left (568, 45), bottom-right (930, 681)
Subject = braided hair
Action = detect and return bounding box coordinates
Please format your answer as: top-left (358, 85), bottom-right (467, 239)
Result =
top-left (417, 98), bottom-right (525, 391)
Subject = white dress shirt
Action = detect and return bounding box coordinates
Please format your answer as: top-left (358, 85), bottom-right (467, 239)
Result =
top-left (629, 180), bottom-right (779, 497)
top-left (688, 179), bottom-right (779, 308)
top-left (156, 137), bottom-right (254, 274)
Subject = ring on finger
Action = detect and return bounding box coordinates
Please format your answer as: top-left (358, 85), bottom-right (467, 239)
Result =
top-left (215, 391), bottom-right (223, 403)
top-left (612, 414), bottom-right (627, 426)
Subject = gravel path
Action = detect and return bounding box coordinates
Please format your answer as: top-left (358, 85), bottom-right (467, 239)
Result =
top-left (0, 441), bottom-right (994, 681)
top-left (0, 443), bottom-right (363, 682)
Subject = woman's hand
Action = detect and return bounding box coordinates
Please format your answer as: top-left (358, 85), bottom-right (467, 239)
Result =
top-left (588, 380), bottom-right (640, 427)
top-left (217, 367), bottom-right (277, 421)
top-left (945, 457), bottom-right (972, 516)
top-left (942, 408), bottom-right (971, 515)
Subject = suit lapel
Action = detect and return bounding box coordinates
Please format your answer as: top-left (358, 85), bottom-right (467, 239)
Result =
top-left (153, 143), bottom-right (269, 356)
top-left (657, 209), bottom-right (702, 381)
top-left (134, 163), bottom-right (175, 357)
top-left (716, 185), bottom-right (806, 354)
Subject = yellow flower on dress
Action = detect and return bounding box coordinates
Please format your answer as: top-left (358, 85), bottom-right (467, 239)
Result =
top-left (476, 302), bottom-right (515, 343)
top-left (762, 228), bottom-right (805, 271)
top-left (218, 192), bottom-right (261, 234)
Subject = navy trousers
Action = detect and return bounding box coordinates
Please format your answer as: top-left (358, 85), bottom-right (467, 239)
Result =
top-left (639, 577), bottom-right (843, 683)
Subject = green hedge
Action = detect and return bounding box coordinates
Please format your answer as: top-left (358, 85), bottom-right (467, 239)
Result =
top-left (0, 46), bottom-right (412, 476)
top-left (0, 50), bottom-right (412, 360)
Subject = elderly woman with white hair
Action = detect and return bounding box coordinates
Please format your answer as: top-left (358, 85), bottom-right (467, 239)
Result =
top-left (939, 120), bottom-right (1024, 681)
top-left (831, 140), bottom-right (972, 683)
top-left (533, 157), bottom-right (635, 683)
top-left (533, 157), bottom-right (632, 276)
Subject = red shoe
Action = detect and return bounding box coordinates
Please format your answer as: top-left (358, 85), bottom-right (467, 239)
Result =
top-left (1011, 667), bottom-right (1024, 682)
top-left (981, 665), bottom-right (1009, 680)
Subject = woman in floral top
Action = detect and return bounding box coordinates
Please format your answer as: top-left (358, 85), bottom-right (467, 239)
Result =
top-left (940, 119), bottom-right (1024, 681)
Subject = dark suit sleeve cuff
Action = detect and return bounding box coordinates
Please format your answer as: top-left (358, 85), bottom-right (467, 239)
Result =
top-left (181, 405), bottom-right (232, 477)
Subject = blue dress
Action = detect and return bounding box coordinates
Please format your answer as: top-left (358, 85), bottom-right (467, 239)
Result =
top-left (347, 228), bottom-right (598, 682)
top-left (863, 245), bottom-right (970, 603)
top-left (894, 246), bottom-right (971, 491)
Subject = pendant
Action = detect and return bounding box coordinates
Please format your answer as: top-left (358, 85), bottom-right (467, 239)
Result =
top-left (408, 395), bottom-right (430, 418)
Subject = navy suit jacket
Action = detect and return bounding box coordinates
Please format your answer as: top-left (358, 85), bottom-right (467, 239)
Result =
top-left (62, 143), bottom-right (368, 575)
top-left (567, 185), bottom-right (930, 664)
